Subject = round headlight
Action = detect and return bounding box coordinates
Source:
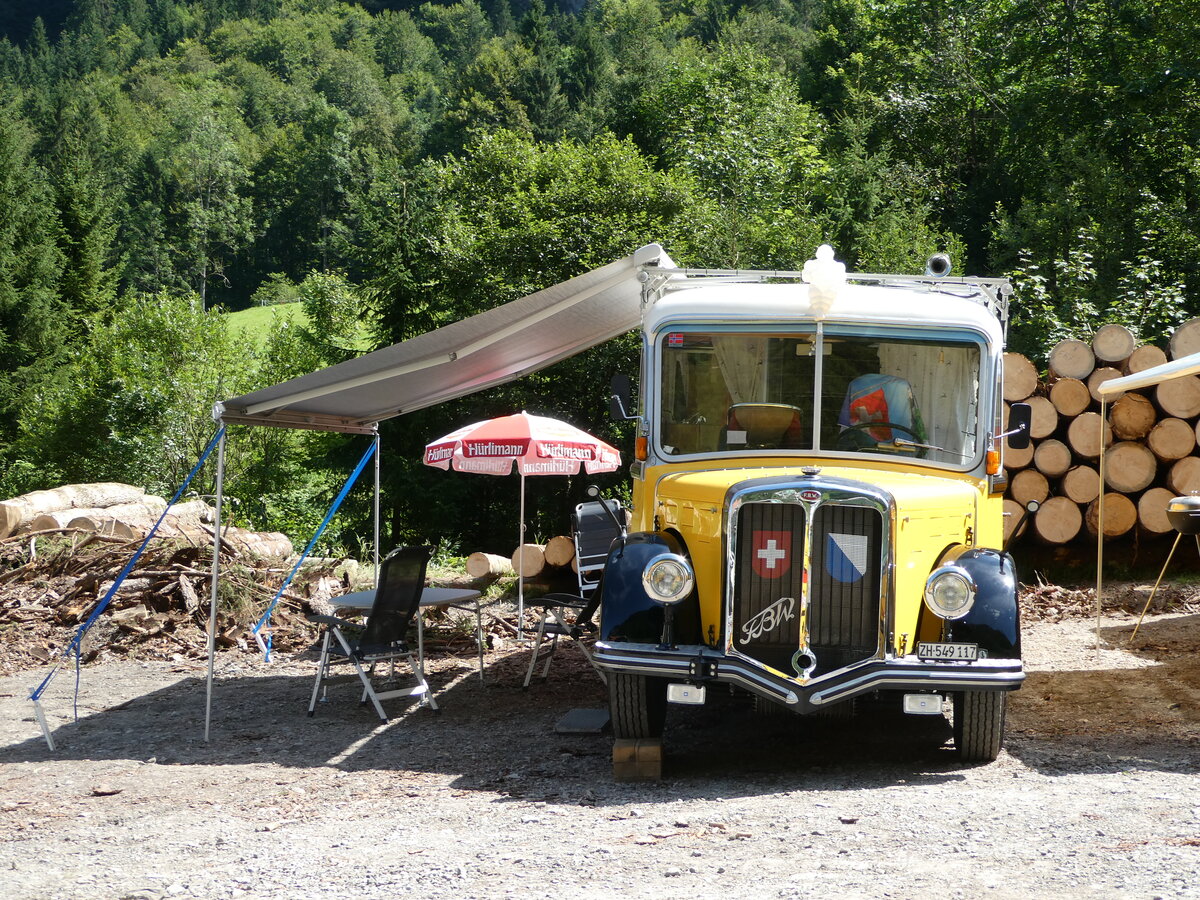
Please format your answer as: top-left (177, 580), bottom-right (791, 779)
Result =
top-left (642, 554), bottom-right (695, 605)
top-left (923, 566), bottom-right (977, 619)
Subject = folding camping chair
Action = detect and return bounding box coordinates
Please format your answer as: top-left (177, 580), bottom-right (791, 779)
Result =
top-left (307, 545), bottom-right (437, 721)
top-left (523, 499), bottom-right (624, 688)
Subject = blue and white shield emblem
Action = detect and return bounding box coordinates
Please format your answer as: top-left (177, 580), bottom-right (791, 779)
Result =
top-left (826, 532), bottom-right (868, 583)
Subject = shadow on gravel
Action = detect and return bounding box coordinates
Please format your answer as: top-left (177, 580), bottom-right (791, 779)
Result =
top-left (3, 649), bottom-right (979, 805)
top-left (8, 620), bottom-right (1195, 805)
top-left (1004, 614), bottom-right (1200, 777)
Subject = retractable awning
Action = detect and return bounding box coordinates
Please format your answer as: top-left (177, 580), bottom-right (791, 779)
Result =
top-left (214, 243), bottom-right (672, 434)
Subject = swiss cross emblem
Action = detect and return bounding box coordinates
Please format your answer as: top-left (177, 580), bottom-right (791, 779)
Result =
top-left (752, 530), bottom-right (792, 579)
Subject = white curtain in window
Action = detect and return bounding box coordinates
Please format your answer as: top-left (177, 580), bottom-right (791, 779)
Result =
top-left (879, 343), bottom-right (978, 459)
top-left (713, 336), bottom-right (768, 404)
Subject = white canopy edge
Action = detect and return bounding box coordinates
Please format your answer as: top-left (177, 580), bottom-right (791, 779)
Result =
top-left (215, 243), bottom-right (673, 433)
top-left (1096, 350), bottom-right (1200, 397)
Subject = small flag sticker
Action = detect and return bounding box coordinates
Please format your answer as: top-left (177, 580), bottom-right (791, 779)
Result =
top-left (667, 333), bottom-right (684, 347)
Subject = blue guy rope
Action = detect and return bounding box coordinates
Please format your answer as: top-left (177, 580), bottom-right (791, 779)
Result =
top-left (29, 427), bottom-right (227, 750)
top-left (251, 439), bottom-right (377, 661)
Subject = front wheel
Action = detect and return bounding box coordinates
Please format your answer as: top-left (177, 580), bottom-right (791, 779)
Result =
top-left (953, 691), bottom-right (1007, 762)
top-left (609, 671), bottom-right (667, 740)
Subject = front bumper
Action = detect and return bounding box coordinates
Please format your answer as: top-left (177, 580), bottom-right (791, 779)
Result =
top-left (594, 641), bottom-right (1024, 713)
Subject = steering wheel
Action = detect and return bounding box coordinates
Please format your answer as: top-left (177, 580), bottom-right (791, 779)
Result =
top-left (835, 421), bottom-right (920, 451)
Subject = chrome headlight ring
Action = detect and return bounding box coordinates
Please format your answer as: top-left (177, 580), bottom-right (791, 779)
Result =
top-left (641, 553), bottom-right (695, 606)
top-left (923, 565), bottom-right (977, 620)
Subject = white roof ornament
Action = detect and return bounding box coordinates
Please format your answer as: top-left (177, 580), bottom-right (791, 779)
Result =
top-left (802, 244), bottom-right (846, 318)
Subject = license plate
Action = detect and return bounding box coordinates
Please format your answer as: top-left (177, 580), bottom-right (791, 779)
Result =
top-left (917, 641), bottom-right (978, 661)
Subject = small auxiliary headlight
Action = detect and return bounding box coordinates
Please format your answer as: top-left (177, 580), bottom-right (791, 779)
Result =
top-left (641, 554), bottom-right (694, 605)
top-left (923, 566), bottom-right (977, 619)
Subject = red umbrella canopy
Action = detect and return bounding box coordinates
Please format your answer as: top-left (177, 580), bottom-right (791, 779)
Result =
top-left (423, 411), bottom-right (621, 476)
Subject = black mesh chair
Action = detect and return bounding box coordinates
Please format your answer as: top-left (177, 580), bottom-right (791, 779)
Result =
top-left (307, 545), bottom-right (437, 721)
top-left (523, 500), bottom-right (624, 688)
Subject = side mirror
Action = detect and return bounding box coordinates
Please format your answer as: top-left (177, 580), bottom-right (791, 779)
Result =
top-left (1003, 402), bottom-right (1033, 450)
top-left (609, 373), bottom-right (636, 421)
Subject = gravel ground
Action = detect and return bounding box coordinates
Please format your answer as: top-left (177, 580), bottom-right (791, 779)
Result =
top-left (1, 611), bottom-right (1198, 900)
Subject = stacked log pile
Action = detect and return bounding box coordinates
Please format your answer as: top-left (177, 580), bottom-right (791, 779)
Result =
top-left (0, 482), bottom-right (292, 558)
top-left (1004, 318), bottom-right (1200, 545)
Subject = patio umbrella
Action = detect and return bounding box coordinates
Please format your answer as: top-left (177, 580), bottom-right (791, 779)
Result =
top-left (423, 411), bottom-right (622, 632)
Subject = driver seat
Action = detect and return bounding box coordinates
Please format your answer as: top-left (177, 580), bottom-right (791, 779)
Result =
top-left (838, 374), bottom-right (926, 443)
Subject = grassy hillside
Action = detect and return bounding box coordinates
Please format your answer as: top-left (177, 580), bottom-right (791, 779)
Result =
top-left (225, 302), bottom-right (307, 342)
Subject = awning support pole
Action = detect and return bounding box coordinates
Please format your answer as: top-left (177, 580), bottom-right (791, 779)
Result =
top-left (517, 470), bottom-right (526, 639)
top-left (373, 430), bottom-right (381, 580)
top-left (204, 429), bottom-right (228, 743)
top-left (1095, 398), bottom-right (1107, 651)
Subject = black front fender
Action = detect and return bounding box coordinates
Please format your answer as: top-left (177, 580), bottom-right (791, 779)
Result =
top-left (598, 532), bottom-right (701, 645)
top-left (947, 548), bottom-right (1022, 658)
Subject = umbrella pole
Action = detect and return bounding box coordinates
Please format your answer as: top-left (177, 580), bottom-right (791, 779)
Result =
top-left (517, 470), bottom-right (525, 639)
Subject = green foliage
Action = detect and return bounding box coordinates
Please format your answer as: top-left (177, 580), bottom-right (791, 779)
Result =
top-left (1, 0), bottom-right (1198, 550)
top-left (0, 102), bottom-right (65, 440)
top-left (627, 44), bottom-right (828, 268)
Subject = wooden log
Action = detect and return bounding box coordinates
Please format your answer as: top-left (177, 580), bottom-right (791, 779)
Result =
top-left (1155, 374), bottom-right (1200, 418)
top-left (1102, 441), bottom-right (1157, 493)
top-left (1147, 417), bottom-right (1196, 463)
top-left (1066, 411), bottom-right (1112, 460)
top-left (1033, 439), bottom-right (1072, 479)
top-left (543, 535), bottom-right (576, 568)
top-left (1003, 352), bottom-right (1039, 402)
top-left (1087, 366), bottom-right (1124, 403)
top-left (1048, 338), bottom-right (1095, 380)
top-left (1027, 396), bottom-right (1058, 440)
top-left (31, 499), bottom-right (170, 533)
top-left (511, 543), bottom-right (546, 579)
top-left (66, 514), bottom-right (138, 540)
top-left (31, 508), bottom-right (109, 531)
top-left (465, 552), bottom-right (514, 579)
top-left (1010, 469), bottom-right (1050, 507)
top-left (1085, 493), bottom-right (1137, 539)
top-left (1108, 392), bottom-right (1157, 441)
top-left (1003, 498), bottom-right (1030, 544)
top-left (1137, 487), bottom-right (1176, 536)
top-left (1061, 465), bottom-right (1101, 505)
top-left (1092, 323), bottom-right (1137, 364)
top-left (1167, 457), bottom-right (1200, 495)
top-left (1034, 496), bottom-right (1084, 545)
top-left (0, 482), bottom-right (146, 538)
top-left (1168, 317), bottom-right (1200, 360)
top-left (1049, 377), bottom-right (1091, 417)
top-left (1123, 344), bottom-right (1167, 375)
top-left (168, 498), bottom-right (214, 523)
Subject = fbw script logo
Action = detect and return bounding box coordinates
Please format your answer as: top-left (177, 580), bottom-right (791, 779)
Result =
top-left (751, 531), bottom-right (791, 579)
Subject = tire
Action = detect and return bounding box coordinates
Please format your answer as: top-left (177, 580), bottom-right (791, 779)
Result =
top-left (609, 671), bottom-right (668, 740)
top-left (953, 690), bottom-right (1007, 762)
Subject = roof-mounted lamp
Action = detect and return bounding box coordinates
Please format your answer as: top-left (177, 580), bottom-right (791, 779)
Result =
top-left (802, 244), bottom-right (846, 318)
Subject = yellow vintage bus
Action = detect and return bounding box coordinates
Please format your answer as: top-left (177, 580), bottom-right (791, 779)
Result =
top-left (595, 247), bottom-right (1032, 776)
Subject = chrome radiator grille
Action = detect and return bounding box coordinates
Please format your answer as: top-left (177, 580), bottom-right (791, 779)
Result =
top-left (732, 500), bottom-right (883, 677)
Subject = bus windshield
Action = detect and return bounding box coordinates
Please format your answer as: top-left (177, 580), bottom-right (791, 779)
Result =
top-left (657, 329), bottom-right (982, 466)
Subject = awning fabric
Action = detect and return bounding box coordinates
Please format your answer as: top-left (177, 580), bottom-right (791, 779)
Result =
top-left (214, 244), bottom-right (671, 434)
top-left (1096, 350), bottom-right (1200, 398)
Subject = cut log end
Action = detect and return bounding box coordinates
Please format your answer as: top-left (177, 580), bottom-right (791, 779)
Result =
top-left (1003, 352), bottom-right (1039, 402)
top-left (1034, 496), bottom-right (1084, 545)
top-left (465, 552), bottom-right (514, 579)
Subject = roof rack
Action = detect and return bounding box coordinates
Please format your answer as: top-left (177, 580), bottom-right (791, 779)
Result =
top-left (639, 264), bottom-right (1013, 333)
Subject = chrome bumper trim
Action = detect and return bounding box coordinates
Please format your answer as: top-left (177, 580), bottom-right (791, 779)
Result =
top-left (595, 642), bottom-right (1024, 712)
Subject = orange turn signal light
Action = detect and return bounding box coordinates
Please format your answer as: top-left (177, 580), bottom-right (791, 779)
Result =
top-left (636, 436), bottom-right (648, 461)
top-left (986, 448), bottom-right (1000, 475)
